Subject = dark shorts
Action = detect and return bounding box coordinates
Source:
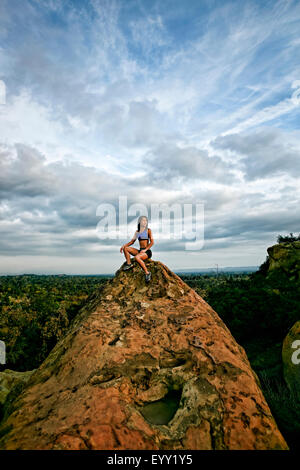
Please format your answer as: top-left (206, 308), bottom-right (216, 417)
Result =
top-left (138, 248), bottom-right (152, 259)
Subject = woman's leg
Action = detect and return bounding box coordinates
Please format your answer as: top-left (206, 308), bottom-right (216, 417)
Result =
top-left (134, 252), bottom-right (150, 274)
top-left (123, 246), bottom-right (139, 264)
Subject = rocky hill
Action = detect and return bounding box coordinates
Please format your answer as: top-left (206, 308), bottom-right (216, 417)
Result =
top-left (266, 241), bottom-right (300, 281)
top-left (282, 320), bottom-right (300, 401)
top-left (0, 260), bottom-right (288, 450)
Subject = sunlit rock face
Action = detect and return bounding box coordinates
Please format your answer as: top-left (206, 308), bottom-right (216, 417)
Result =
top-left (267, 241), bottom-right (300, 281)
top-left (0, 260), bottom-right (288, 450)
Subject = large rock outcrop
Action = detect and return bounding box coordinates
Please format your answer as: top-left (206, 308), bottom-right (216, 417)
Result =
top-left (282, 321), bottom-right (300, 401)
top-left (0, 260), bottom-right (288, 450)
top-left (266, 241), bottom-right (300, 281)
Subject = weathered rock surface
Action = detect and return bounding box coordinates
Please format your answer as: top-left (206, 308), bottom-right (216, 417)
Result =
top-left (0, 260), bottom-right (288, 450)
top-left (267, 241), bottom-right (300, 281)
top-left (282, 321), bottom-right (300, 401)
top-left (0, 369), bottom-right (36, 408)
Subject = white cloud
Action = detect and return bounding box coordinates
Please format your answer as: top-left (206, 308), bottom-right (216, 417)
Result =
top-left (1, 0), bottom-right (300, 272)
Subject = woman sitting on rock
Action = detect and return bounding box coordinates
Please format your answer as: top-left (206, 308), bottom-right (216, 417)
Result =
top-left (120, 215), bottom-right (154, 283)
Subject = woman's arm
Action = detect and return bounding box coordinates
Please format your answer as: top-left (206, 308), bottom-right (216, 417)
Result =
top-left (121, 231), bottom-right (137, 251)
top-left (145, 228), bottom-right (154, 250)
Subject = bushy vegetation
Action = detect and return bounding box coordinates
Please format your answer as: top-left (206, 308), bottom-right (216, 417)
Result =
top-left (257, 255), bottom-right (270, 275)
top-left (0, 275), bottom-right (110, 371)
top-left (203, 271), bottom-right (299, 345)
top-left (277, 232), bottom-right (300, 243)
top-left (258, 371), bottom-right (300, 450)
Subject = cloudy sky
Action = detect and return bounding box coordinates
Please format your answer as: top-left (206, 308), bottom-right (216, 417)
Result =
top-left (1, 0), bottom-right (300, 274)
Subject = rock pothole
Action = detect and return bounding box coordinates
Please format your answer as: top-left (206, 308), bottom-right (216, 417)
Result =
top-left (138, 388), bottom-right (182, 425)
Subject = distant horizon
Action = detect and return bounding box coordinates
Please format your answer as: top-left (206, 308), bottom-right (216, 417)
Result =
top-left (0, 265), bottom-right (259, 276)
